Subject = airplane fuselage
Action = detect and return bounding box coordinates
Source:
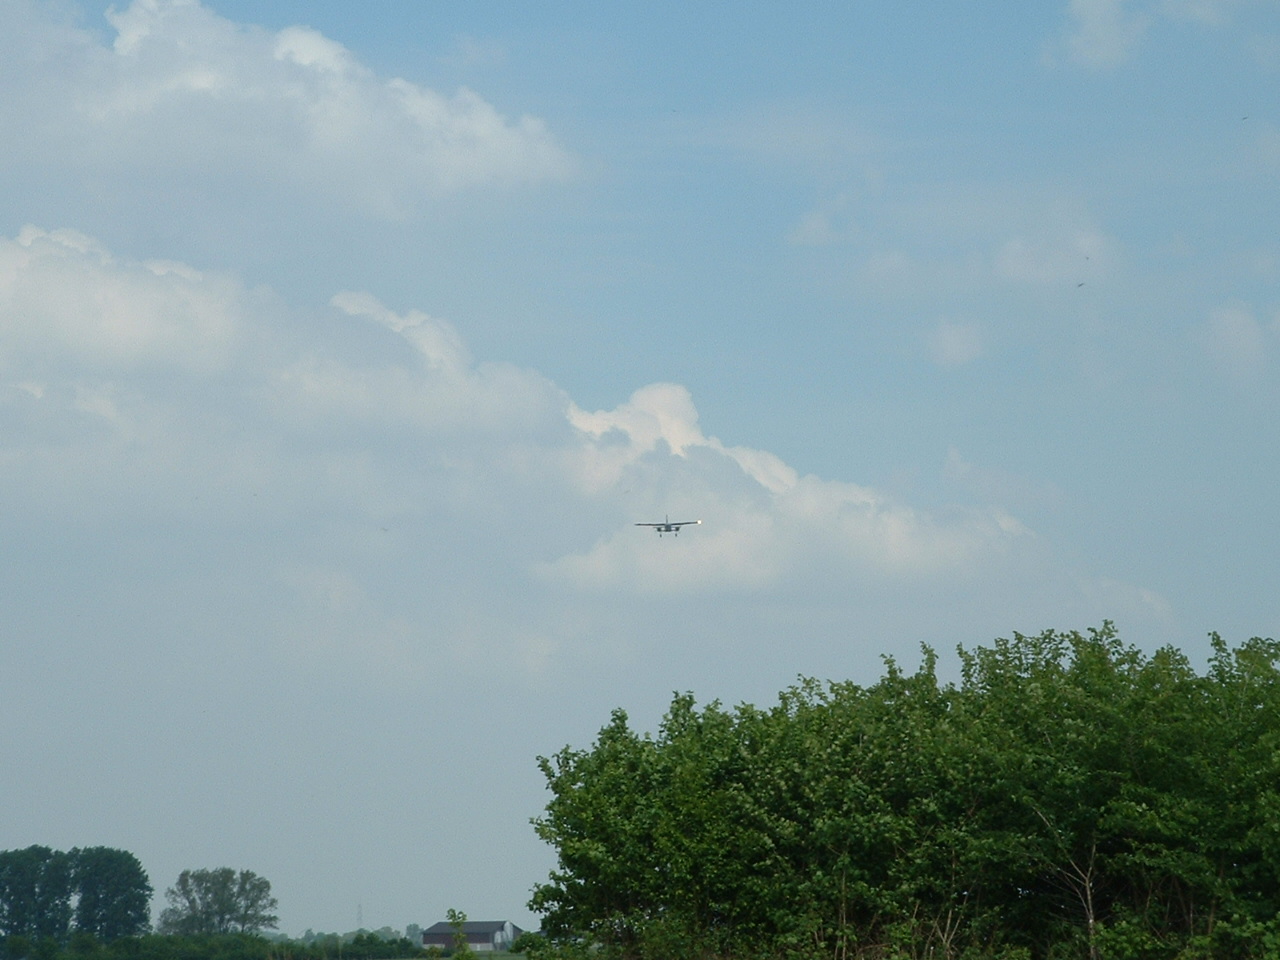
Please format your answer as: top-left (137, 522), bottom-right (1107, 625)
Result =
top-left (636, 517), bottom-right (702, 536)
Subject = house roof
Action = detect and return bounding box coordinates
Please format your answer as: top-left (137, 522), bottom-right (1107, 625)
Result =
top-left (422, 921), bottom-right (521, 936)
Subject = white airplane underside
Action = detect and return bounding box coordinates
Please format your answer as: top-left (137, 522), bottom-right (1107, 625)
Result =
top-left (635, 516), bottom-right (702, 536)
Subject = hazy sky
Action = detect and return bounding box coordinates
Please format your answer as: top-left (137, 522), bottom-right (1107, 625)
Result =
top-left (3, 0), bottom-right (1278, 937)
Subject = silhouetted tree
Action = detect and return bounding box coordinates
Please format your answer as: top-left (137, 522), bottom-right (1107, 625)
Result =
top-left (0, 846), bottom-right (73, 942)
top-left (70, 848), bottom-right (151, 941)
top-left (156, 869), bottom-right (278, 936)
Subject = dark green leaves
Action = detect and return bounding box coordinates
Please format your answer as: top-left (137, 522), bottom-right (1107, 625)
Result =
top-left (71, 849), bottom-right (152, 942)
top-left (0, 847), bottom-right (150, 945)
top-left (156, 870), bottom-right (278, 937)
top-left (531, 627), bottom-right (1280, 959)
top-left (0, 847), bottom-right (73, 943)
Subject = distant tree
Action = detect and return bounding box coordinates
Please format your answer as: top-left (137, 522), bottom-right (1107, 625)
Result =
top-left (0, 847), bottom-right (73, 942)
top-left (155, 869), bottom-right (278, 936)
top-left (444, 910), bottom-right (470, 959)
top-left (69, 848), bottom-right (151, 941)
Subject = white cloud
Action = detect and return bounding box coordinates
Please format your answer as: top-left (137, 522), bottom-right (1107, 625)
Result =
top-left (331, 292), bottom-right (471, 374)
top-left (0, 223), bottom-right (1163, 644)
top-left (0, 227), bottom-right (1031, 601)
top-left (1, 0), bottom-right (572, 216)
top-left (570, 382), bottom-right (706, 458)
top-left (539, 465), bottom-right (1033, 595)
top-left (0, 225), bottom-right (241, 372)
top-left (547, 383), bottom-right (1035, 593)
top-left (566, 382), bottom-right (799, 495)
top-left (270, 291), bottom-right (568, 438)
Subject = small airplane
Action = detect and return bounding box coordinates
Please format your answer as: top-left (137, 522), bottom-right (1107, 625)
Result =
top-left (636, 515), bottom-right (702, 537)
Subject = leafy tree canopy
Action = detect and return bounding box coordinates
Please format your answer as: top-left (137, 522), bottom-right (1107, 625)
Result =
top-left (531, 626), bottom-right (1280, 960)
top-left (0, 847), bottom-right (73, 943)
top-left (156, 871), bottom-right (278, 938)
top-left (0, 846), bottom-right (150, 946)
top-left (70, 849), bottom-right (151, 942)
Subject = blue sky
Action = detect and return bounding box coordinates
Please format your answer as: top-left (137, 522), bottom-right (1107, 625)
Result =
top-left (2, 0), bottom-right (1278, 936)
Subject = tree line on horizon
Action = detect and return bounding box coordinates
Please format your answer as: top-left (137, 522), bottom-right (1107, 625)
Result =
top-left (0, 847), bottom-right (152, 945)
top-left (527, 625), bottom-right (1280, 960)
top-left (0, 852), bottom-right (303, 960)
top-left (0, 931), bottom-right (430, 960)
top-left (0, 849), bottom-right (443, 960)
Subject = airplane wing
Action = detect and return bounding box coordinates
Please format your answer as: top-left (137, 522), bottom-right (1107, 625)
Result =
top-left (634, 522), bottom-right (661, 527)
top-left (670, 520), bottom-right (702, 527)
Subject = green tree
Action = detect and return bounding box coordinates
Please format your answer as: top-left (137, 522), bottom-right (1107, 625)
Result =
top-left (0, 846), bottom-right (73, 943)
top-left (445, 909), bottom-right (471, 959)
top-left (531, 626), bottom-right (1280, 960)
top-left (70, 848), bottom-right (152, 942)
top-left (155, 869), bottom-right (278, 936)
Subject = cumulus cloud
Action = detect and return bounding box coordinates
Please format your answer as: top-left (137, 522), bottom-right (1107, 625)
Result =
top-left (0, 224), bottom-right (241, 372)
top-left (540, 468), bottom-right (1033, 595)
top-left (0, 0), bottom-right (572, 216)
top-left (0, 221), bottom-right (1046, 600)
top-left (332, 292), bottom-right (472, 374)
top-left (543, 382), bottom-right (1036, 594)
top-left (0, 223), bottom-right (1164, 655)
top-left (269, 291), bottom-right (567, 438)
top-left (566, 382), bottom-right (799, 495)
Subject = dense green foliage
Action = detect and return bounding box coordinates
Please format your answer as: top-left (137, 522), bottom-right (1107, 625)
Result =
top-left (157, 870), bottom-right (278, 937)
top-left (292, 931), bottom-right (426, 960)
top-left (0, 848), bottom-right (73, 944)
top-left (0, 848), bottom-right (150, 944)
top-left (71, 851), bottom-right (153, 943)
top-left (530, 626), bottom-right (1280, 959)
